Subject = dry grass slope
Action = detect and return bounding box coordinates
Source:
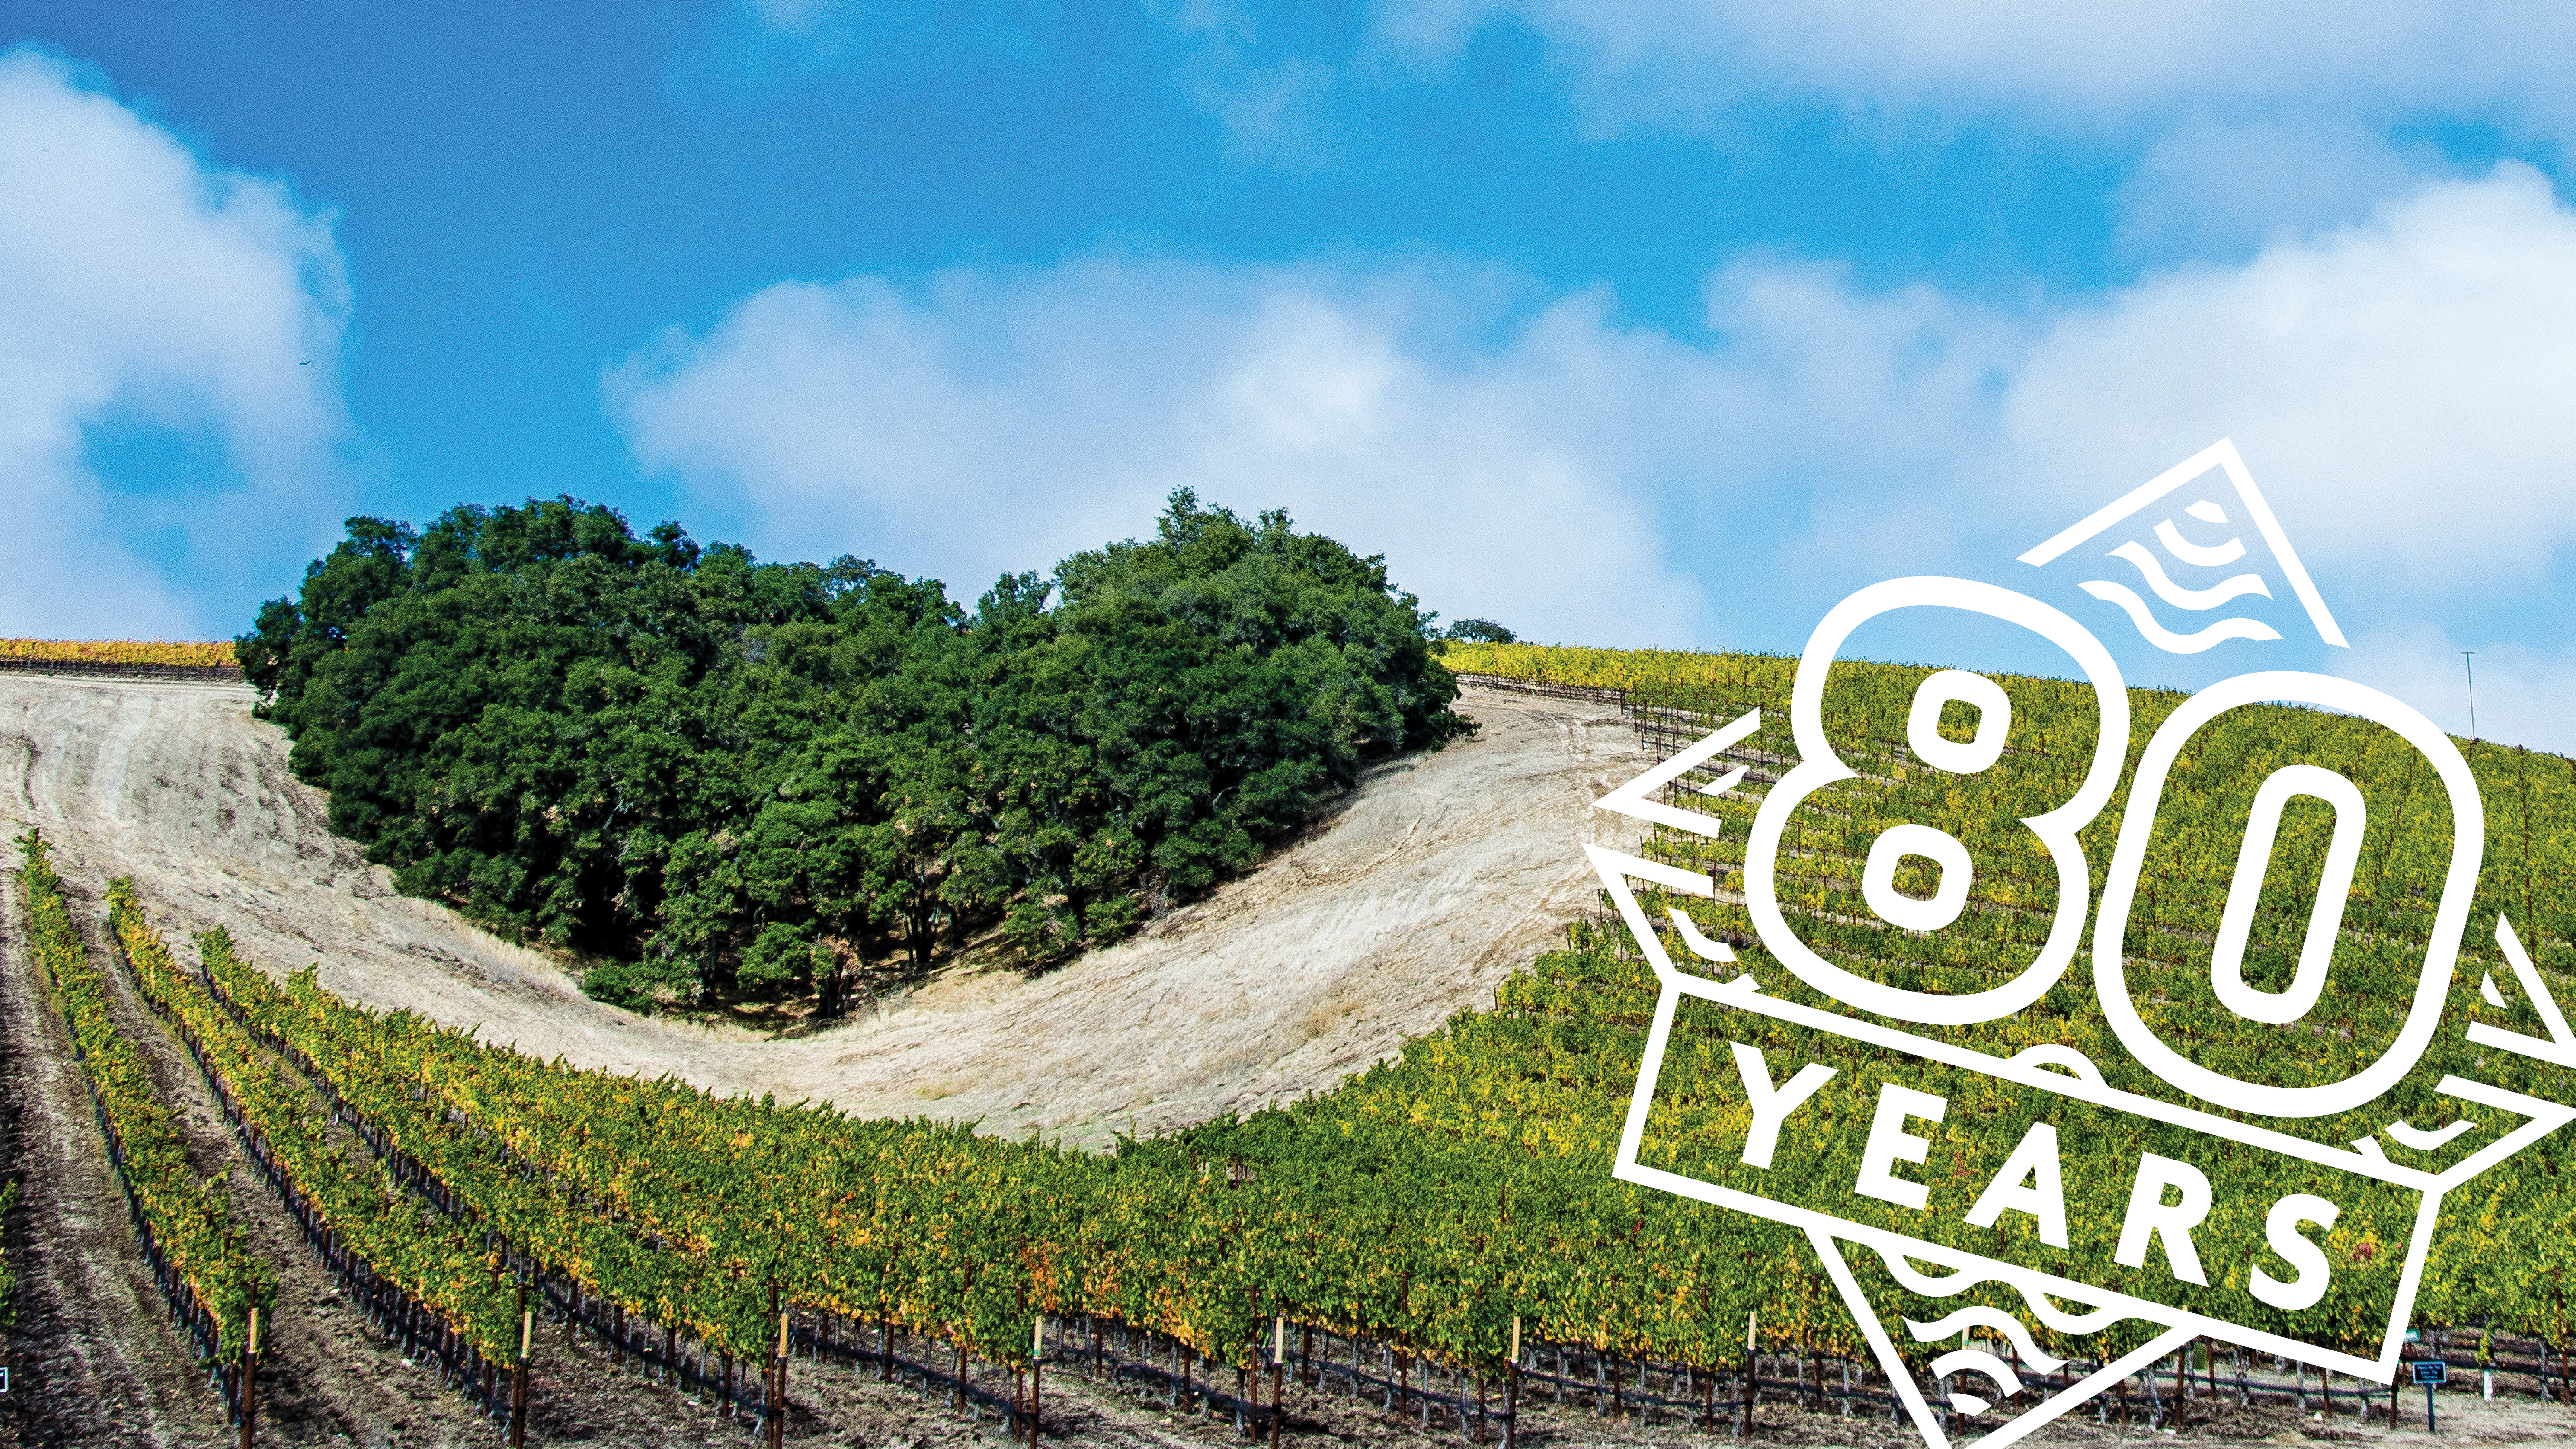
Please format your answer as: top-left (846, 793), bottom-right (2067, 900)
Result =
top-left (0, 675), bottom-right (1644, 1147)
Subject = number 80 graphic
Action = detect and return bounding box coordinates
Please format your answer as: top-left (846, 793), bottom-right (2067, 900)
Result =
top-left (1742, 578), bottom-right (2486, 1116)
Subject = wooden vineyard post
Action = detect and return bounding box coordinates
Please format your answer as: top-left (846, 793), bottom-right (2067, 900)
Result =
top-left (771, 1303), bottom-right (790, 1449)
top-left (510, 1300), bottom-right (531, 1449)
top-left (1272, 1317), bottom-right (1285, 1449)
top-left (1735, 1311), bottom-right (1754, 1442)
top-left (1031, 1316), bottom-right (1045, 1447)
top-left (239, 1306), bottom-right (260, 1449)
top-left (1504, 1317), bottom-right (1520, 1449)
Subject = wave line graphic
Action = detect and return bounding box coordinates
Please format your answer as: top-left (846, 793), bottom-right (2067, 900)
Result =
top-left (1878, 1251), bottom-right (1979, 1297)
top-left (1905, 1308), bottom-right (2067, 1373)
top-left (1928, 1349), bottom-right (2023, 1409)
top-left (2155, 517), bottom-right (2245, 567)
top-left (2079, 581), bottom-right (2282, 653)
top-left (1871, 1246), bottom-right (2130, 1336)
top-left (2109, 541), bottom-right (2272, 610)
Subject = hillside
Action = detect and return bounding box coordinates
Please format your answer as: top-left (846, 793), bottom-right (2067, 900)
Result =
top-left (13, 645), bottom-right (2576, 1449)
top-left (0, 672), bottom-right (1645, 1146)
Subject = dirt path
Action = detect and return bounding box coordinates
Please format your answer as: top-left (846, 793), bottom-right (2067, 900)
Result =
top-left (0, 677), bottom-right (1646, 1147)
top-left (0, 877), bottom-right (228, 1448)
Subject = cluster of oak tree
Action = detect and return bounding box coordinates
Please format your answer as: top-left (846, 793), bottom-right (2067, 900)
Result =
top-left (239, 491), bottom-right (1467, 1012)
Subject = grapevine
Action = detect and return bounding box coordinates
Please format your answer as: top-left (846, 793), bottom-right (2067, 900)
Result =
top-left (105, 877), bottom-right (526, 1417)
top-left (11, 835), bottom-right (271, 1372)
top-left (0, 639), bottom-right (235, 667)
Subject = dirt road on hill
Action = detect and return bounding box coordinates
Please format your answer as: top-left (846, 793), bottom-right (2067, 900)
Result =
top-left (0, 677), bottom-right (1647, 1146)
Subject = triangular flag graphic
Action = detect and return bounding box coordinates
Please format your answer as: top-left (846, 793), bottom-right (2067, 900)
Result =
top-left (2020, 439), bottom-right (2344, 655)
top-left (2467, 915), bottom-right (2576, 1069)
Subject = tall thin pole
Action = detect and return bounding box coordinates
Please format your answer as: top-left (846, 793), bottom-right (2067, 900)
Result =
top-left (240, 1306), bottom-right (260, 1449)
top-left (772, 1298), bottom-right (790, 1449)
top-left (2464, 652), bottom-right (2478, 739)
top-left (511, 1295), bottom-right (531, 1449)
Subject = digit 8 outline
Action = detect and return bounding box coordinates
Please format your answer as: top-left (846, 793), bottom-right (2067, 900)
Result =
top-left (1743, 577), bottom-right (2130, 1026)
top-left (2092, 671), bottom-right (2484, 1118)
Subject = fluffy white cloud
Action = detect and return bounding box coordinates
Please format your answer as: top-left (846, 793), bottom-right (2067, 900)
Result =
top-left (2000, 166), bottom-right (2576, 595)
top-left (2112, 116), bottom-right (2432, 262)
top-left (1369, 1), bottom-right (2576, 139)
top-left (1155, 0), bottom-right (1344, 172)
top-left (610, 258), bottom-right (1719, 645)
top-left (0, 48), bottom-right (348, 638)
top-left (611, 168), bottom-right (2576, 746)
top-left (1727, 168), bottom-right (2576, 735)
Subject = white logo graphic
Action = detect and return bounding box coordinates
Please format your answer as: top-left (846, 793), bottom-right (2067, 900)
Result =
top-left (2020, 438), bottom-right (2345, 654)
top-left (1590, 440), bottom-right (2571, 1449)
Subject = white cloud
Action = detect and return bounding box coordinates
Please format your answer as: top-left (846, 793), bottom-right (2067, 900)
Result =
top-left (0, 48), bottom-right (348, 639)
top-left (609, 258), bottom-right (1717, 645)
top-left (2112, 115), bottom-right (2431, 262)
top-left (2343, 623), bottom-right (2576, 754)
top-left (1368, 1), bottom-right (2576, 140)
top-left (2002, 166), bottom-right (2576, 597)
top-left (742, 0), bottom-right (838, 36)
top-left (611, 168), bottom-right (2576, 749)
top-left (1710, 168), bottom-right (2576, 715)
top-left (1157, 0), bottom-right (1343, 172)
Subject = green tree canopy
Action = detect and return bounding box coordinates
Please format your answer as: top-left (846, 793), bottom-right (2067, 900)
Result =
top-left (240, 490), bottom-right (1468, 1009)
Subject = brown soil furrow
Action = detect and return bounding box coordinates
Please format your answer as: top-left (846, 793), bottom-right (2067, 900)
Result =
top-left (40, 867), bottom-right (499, 1447)
top-left (0, 877), bottom-right (228, 1448)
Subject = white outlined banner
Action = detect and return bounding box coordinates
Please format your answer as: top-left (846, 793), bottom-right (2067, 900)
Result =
top-left (1582, 440), bottom-right (2576, 1449)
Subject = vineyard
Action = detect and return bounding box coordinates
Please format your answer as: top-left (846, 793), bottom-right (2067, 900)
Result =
top-left (0, 639), bottom-right (236, 667)
top-left (5, 639), bottom-right (2575, 1444)
top-left (1450, 643), bottom-right (2576, 1344)
top-left (16, 838), bottom-right (271, 1424)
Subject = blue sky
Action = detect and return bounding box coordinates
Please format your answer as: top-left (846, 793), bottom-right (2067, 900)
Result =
top-left (6, 2), bottom-right (2576, 746)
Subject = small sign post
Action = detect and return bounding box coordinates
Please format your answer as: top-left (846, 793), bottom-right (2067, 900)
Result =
top-left (2412, 1358), bottom-right (2448, 1433)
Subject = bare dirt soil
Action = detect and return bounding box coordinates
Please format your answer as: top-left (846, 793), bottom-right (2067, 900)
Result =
top-left (0, 677), bottom-right (1648, 1147)
top-left (0, 877), bottom-right (228, 1448)
top-left (44, 871), bottom-right (504, 1449)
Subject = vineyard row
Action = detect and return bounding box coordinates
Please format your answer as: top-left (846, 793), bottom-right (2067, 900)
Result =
top-left (13, 835), bottom-right (268, 1435)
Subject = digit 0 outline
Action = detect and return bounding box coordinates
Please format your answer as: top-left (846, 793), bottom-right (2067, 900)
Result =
top-left (2092, 670), bottom-right (2484, 1118)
